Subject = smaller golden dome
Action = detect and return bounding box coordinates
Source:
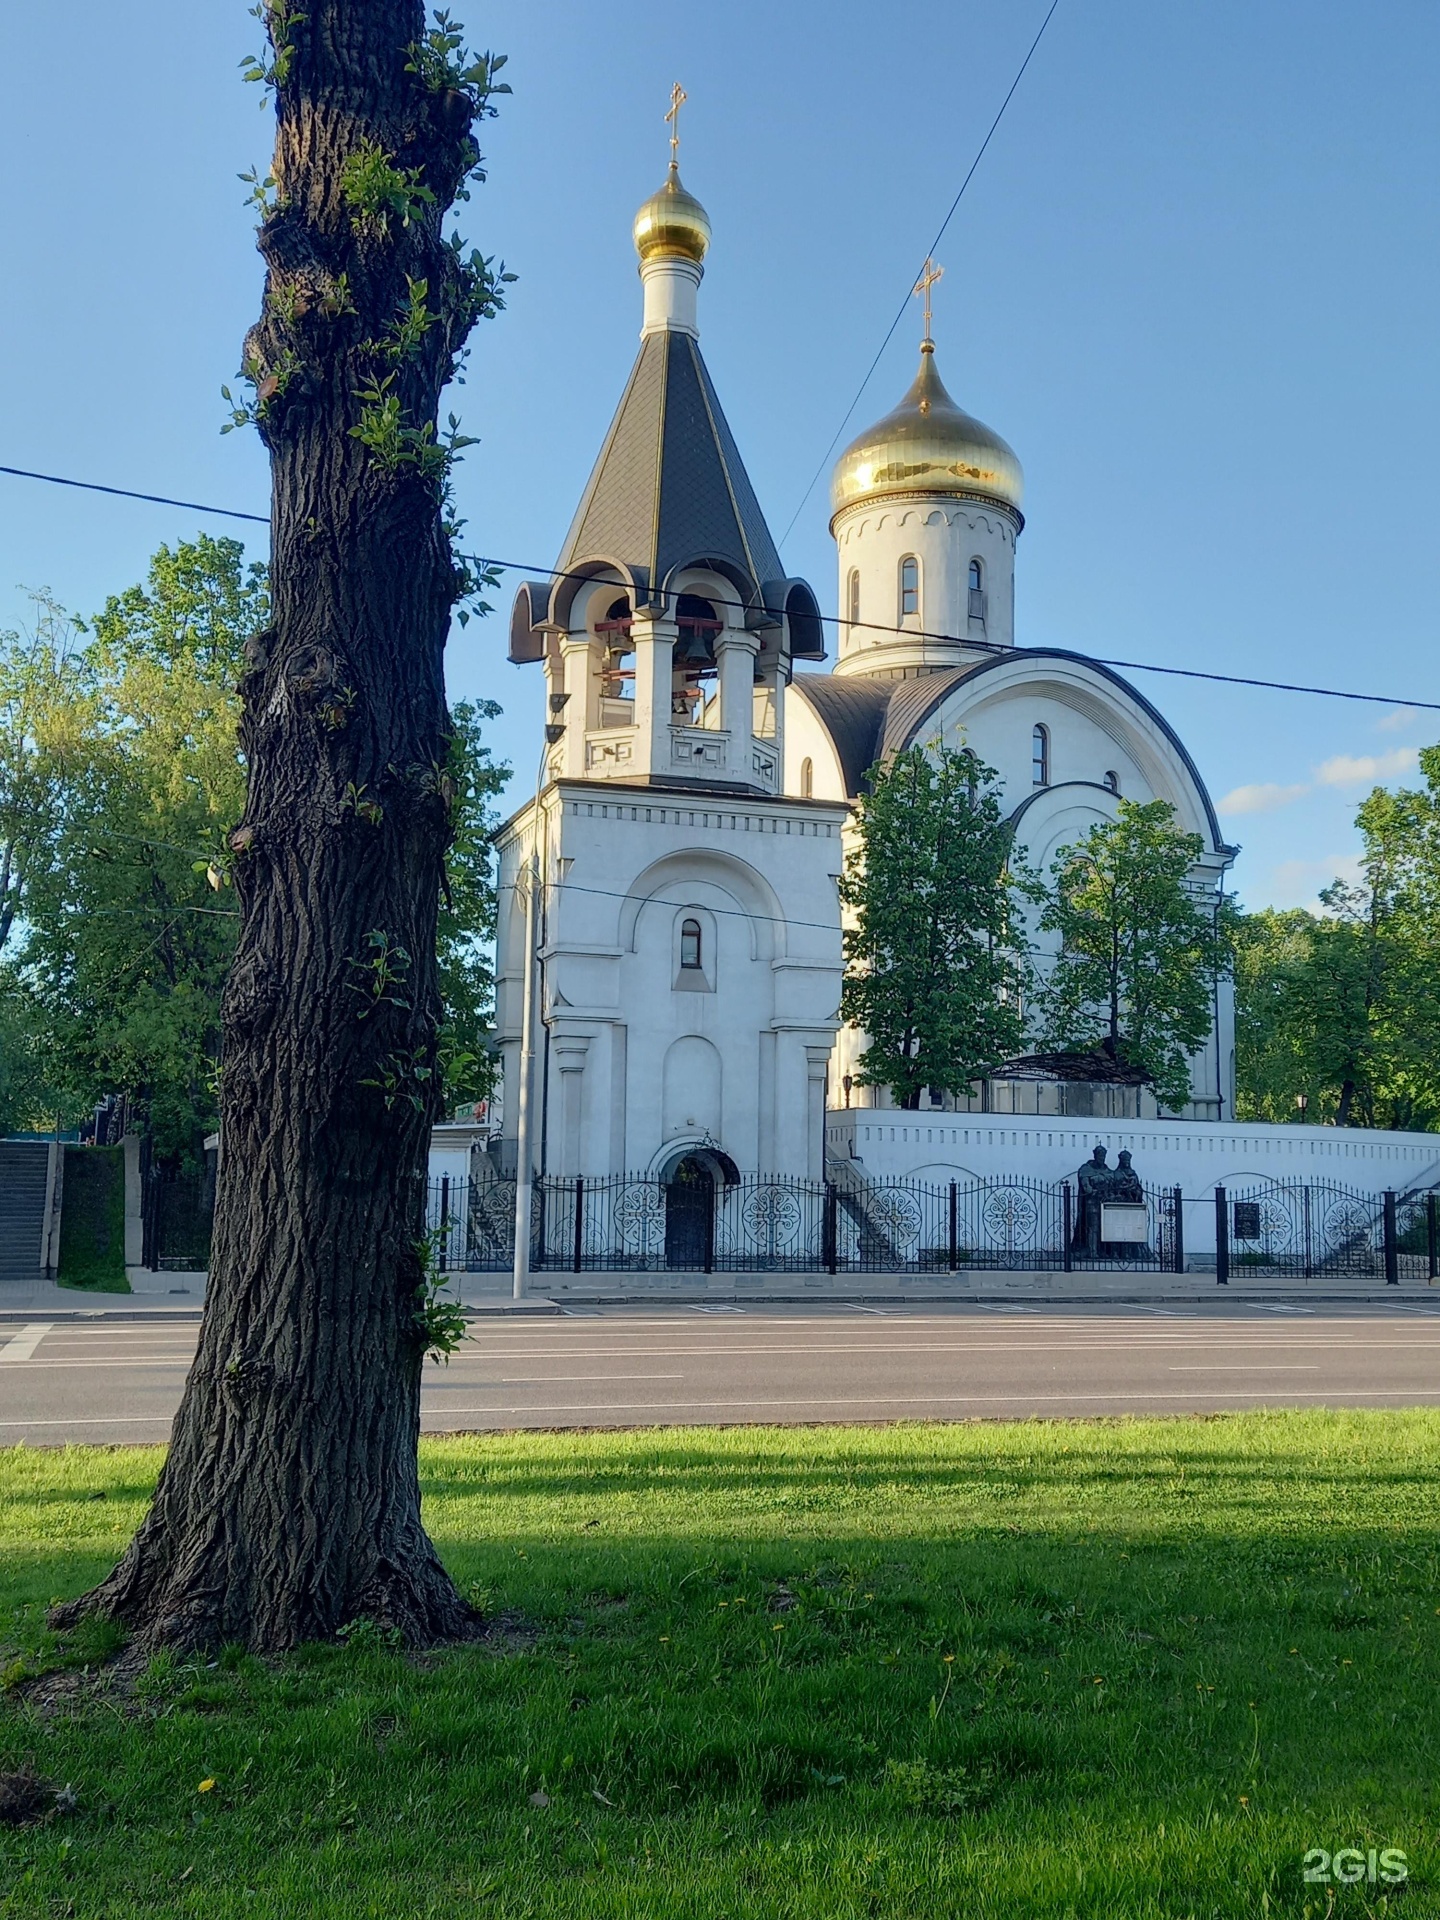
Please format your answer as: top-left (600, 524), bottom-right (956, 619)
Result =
top-left (830, 343), bottom-right (1024, 523)
top-left (633, 164), bottom-right (711, 265)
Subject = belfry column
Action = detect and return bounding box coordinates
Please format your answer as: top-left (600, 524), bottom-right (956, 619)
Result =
top-left (630, 607), bottom-right (677, 779)
top-left (558, 631), bottom-right (592, 778)
top-left (716, 628), bottom-right (758, 781)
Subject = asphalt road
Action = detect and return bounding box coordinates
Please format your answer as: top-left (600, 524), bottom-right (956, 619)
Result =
top-left (3, 1301), bottom-right (1440, 1444)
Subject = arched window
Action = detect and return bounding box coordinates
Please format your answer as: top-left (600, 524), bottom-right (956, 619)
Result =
top-left (1103, 769), bottom-right (1120, 795)
top-left (898, 555), bottom-right (920, 620)
top-left (846, 569), bottom-right (861, 633)
top-left (680, 918), bottom-right (703, 970)
top-left (799, 757), bottom-right (814, 799)
top-left (1032, 724), bottom-right (1050, 788)
top-left (967, 555), bottom-right (987, 628)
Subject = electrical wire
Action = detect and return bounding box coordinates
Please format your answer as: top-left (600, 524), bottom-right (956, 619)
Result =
top-left (3, 462), bottom-right (1438, 715)
top-left (0, 464), bottom-right (268, 526)
top-left (475, 554), bottom-right (1440, 716)
top-left (778, 0), bottom-right (1064, 546)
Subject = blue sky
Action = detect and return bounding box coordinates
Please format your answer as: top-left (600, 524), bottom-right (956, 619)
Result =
top-left (1, 1), bottom-right (1436, 910)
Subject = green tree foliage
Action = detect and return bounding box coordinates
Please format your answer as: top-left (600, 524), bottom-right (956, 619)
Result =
top-left (1037, 799), bottom-right (1232, 1111)
top-left (840, 744), bottom-right (1033, 1109)
top-left (11, 539), bottom-right (262, 1155)
top-left (1234, 748), bottom-right (1440, 1131)
top-left (3, 537), bottom-right (509, 1153)
top-left (0, 592), bottom-right (90, 958)
top-left (437, 697), bottom-right (508, 1110)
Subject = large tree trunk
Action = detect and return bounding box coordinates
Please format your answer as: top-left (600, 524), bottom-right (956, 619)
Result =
top-left (52, 2), bottom-right (502, 1652)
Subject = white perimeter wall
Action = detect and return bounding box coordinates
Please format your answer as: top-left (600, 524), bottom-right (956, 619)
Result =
top-left (828, 1110), bottom-right (1440, 1202)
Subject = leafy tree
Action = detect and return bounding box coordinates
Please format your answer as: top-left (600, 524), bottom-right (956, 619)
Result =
top-left (840, 744), bottom-right (1033, 1108)
top-left (1036, 799), bottom-right (1231, 1110)
top-left (53, 2), bottom-right (512, 1655)
top-left (0, 593), bottom-right (90, 956)
top-left (1233, 754), bottom-right (1440, 1133)
top-left (13, 538), bottom-right (260, 1157)
top-left (437, 698), bottom-right (508, 1110)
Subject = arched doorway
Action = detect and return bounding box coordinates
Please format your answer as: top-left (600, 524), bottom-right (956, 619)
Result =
top-left (664, 1154), bottom-right (716, 1270)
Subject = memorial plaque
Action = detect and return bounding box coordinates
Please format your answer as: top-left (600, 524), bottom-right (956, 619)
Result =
top-left (1233, 1201), bottom-right (1261, 1241)
top-left (1100, 1202), bottom-right (1149, 1244)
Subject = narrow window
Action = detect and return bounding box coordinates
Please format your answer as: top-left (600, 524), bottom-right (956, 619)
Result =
top-left (680, 918), bottom-right (703, 970)
top-left (847, 569), bottom-right (861, 632)
top-left (1032, 723), bottom-right (1049, 788)
top-left (1103, 769), bottom-right (1120, 795)
top-left (899, 555), bottom-right (919, 620)
top-left (799, 757), bottom-right (813, 798)
top-left (968, 558), bottom-right (983, 593)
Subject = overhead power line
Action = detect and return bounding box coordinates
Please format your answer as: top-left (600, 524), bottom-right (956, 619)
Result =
top-left (2, 461), bottom-right (1437, 716)
top-left (0, 464), bottom-right (269, 526)
top-left (475, 554), bottom-right (1440, 716)
top-left (778, 0), bottom-right (1064, 546)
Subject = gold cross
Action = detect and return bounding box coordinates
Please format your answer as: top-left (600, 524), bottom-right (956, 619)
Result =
top-left (913, 257), bottom-right (945, 343)
top-left (666, 82), bottom-right (688, 166)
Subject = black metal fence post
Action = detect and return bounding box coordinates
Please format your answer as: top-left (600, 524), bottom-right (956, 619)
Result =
top-left (1428, 1192), bottom-right (1438, 1283)
top-left (823, 1181), bottom-right (838, 1276)
top-left (438, 1175), bottom-right (449, 1274)
top-left (1384, 1190), bottom-right (1399, 1285)
top-left (1214, 1186), bottom-right (1229, 1284)
top-left (1172, 1186), bottom-right (1184, 1274)
top-left (948, 1181), bottom-right (958, 1271)
top-left (572, 1176), bottom-right (584, 1273)
top-left (1062, 1185), bottom-right (1073, 1273)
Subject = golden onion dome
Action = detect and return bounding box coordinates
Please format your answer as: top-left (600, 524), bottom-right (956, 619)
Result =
top-left (830, 343), bottom-right (1024, 524)
top-left (632, 163), bottom-right (711, 265)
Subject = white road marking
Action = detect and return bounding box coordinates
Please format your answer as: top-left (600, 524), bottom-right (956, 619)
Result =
top-left (687, 1305), bottom-right (746, 1315)
top-left (0, 1324), bottom-right (53, 1363)
top-left (1168, 1364), bottom-right (1322, 1371)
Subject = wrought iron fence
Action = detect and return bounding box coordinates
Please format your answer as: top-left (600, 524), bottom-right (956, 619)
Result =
top-left (427, 1172), bottom-right (1188, 1275)
top-left (143, 1164), bottom-right (214, 1272)
top-left (1221, 1175), bottom-right (1413, 1282)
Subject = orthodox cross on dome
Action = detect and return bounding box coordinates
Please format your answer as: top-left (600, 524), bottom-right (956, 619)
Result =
top-left (913, 256), bottom-right (944, 345)
top-left (665, 82), bottom-right (688, 166)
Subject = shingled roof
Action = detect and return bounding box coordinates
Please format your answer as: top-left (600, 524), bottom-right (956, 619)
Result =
top-left (561, 328), bottom-right (783, 590)
top-left (510, 330), bottom-right (824, 663)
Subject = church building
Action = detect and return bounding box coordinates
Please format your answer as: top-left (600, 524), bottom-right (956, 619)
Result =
top-left (495, 153), bottom-right (1237, 1201)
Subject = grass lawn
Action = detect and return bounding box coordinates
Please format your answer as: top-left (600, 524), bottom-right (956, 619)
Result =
top-left (2, 1411), bottom-right (1438, 1918)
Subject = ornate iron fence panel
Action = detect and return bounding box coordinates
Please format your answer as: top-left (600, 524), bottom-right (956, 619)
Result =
top-left (1226, 1181), bottom-right (1380, 1277)
top-left (147, 1165), bottom-right (214, 1272)
top-left (521, 1172), bottom-right (1183, 1275)
top-left (428, 1172), bottom-right (1411, 1280)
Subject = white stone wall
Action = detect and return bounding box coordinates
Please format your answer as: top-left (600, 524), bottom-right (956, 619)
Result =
top-left (828, 1109), bottom-right (1440, 1234)
top-left (496, 782), bottom-right (848, 1181)
top-left (832, 496), bottom-right (1018, 678)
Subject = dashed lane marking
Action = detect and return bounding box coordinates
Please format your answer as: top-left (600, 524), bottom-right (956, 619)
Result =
top-left (0, 1324), bottom-right (53, 1363)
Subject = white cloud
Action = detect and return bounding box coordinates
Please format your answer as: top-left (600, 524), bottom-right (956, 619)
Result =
top-left (1263, 854), bottom-right (1364, 913)
top-left (1373, 706), bottom-right (1421, 734)
top-left (1217, 781), bottom-right (1310, 817)
top-left (1314, 747), bottom-right (1418, 787)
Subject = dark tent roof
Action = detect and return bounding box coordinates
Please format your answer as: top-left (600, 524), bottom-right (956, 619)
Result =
top-left (511, 328), bottom-right (823, 661)
top-left (558, 328), bottom-right (783, 594)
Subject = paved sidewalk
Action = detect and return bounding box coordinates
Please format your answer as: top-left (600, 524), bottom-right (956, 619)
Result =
top-left (8, 1267), bottom-right (1434, 1321)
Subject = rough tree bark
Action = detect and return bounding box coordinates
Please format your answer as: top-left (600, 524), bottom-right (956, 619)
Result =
top-left (52, 2), bottom-right (508, 1652)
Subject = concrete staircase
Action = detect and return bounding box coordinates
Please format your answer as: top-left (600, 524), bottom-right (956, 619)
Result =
top-left (0, 1142), bottom-right (49, 1283)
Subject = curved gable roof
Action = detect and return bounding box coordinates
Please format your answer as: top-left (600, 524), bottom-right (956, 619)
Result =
top-left (882, 648), bottom-right (1230, 851)
top-left (789, 675), bottom-right (892, 797)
